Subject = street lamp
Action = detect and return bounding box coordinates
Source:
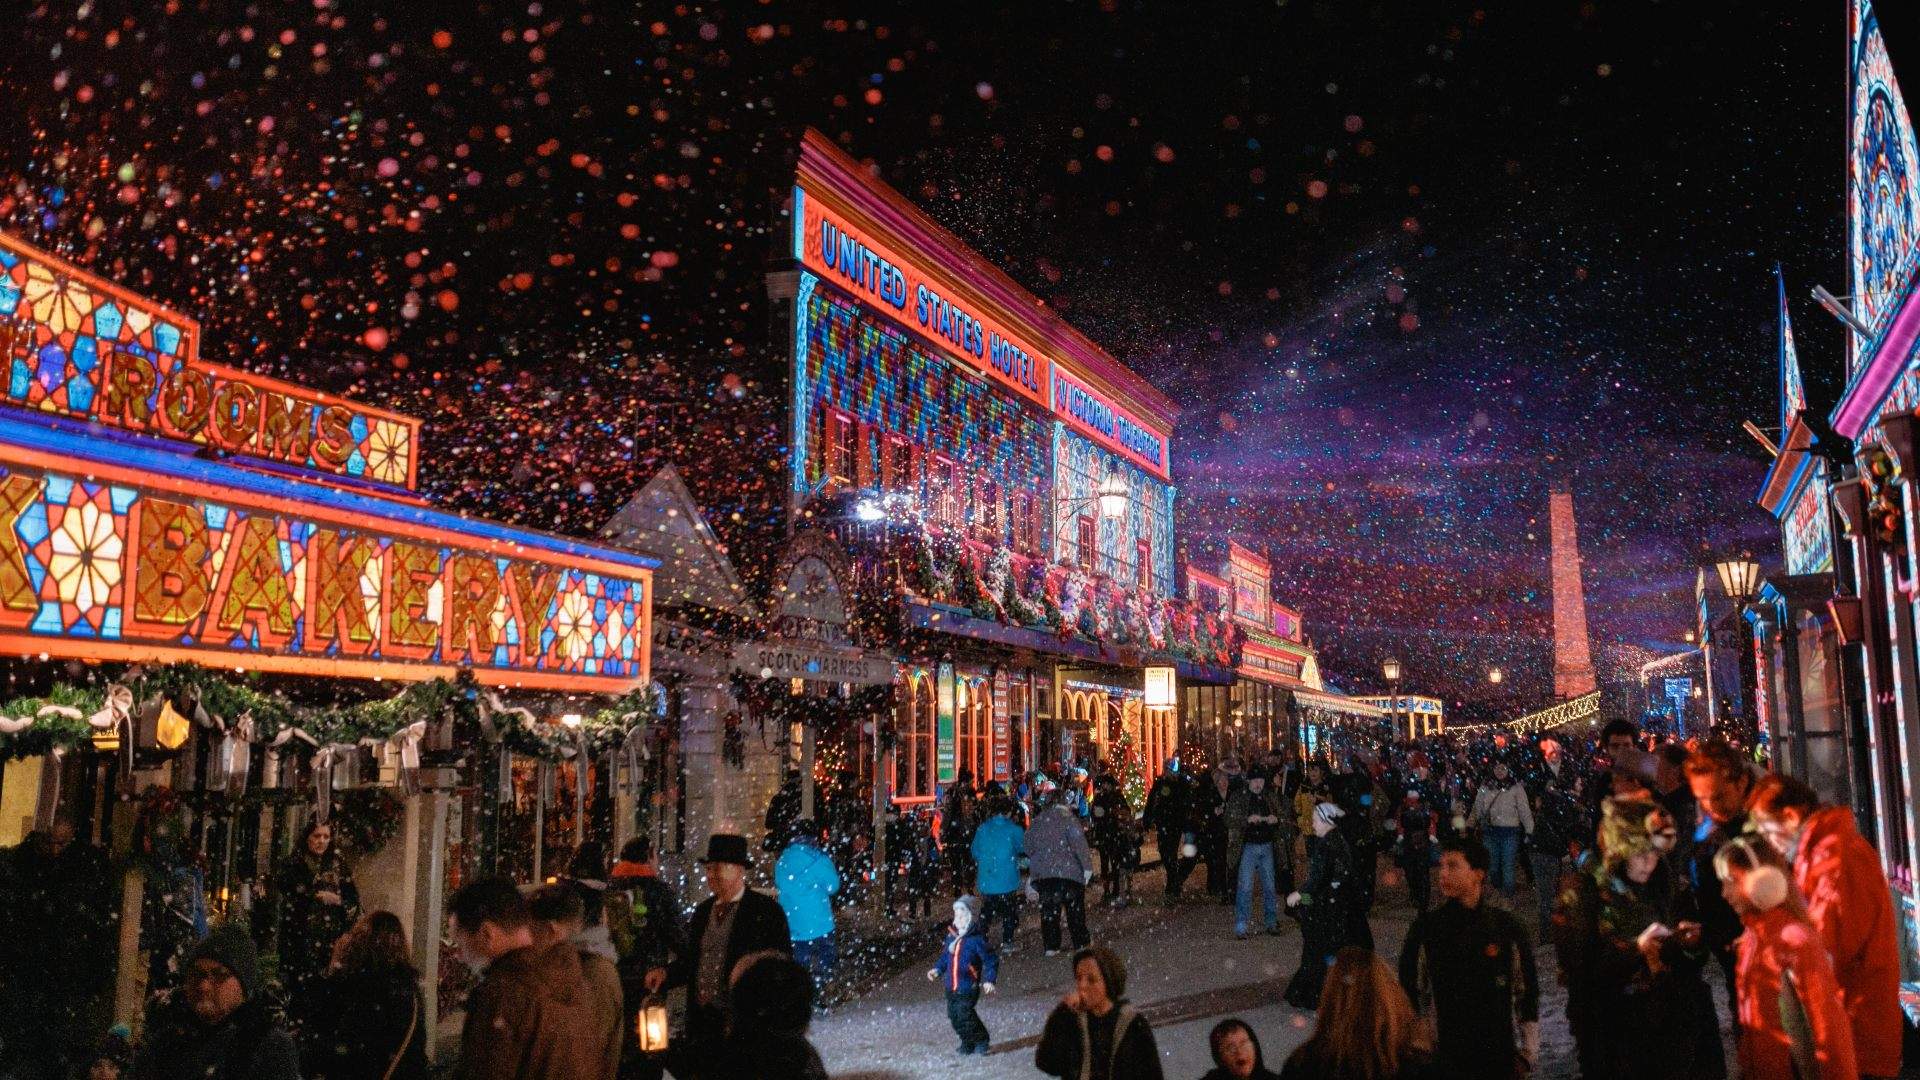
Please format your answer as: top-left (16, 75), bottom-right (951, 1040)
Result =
top-left (1712, 552), bottom-right (1764, 742)
top-left (1714, 555), bottom-right (1762, 604)
top-left (1382, 657), bottom-right (1405, 741)
top-left (1096, 466), bottom-right (1129, 520)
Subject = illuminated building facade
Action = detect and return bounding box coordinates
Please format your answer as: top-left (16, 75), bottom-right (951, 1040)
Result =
top-left (1783, 0), bottom-right (1920, 987)
top-left (769, 129), bottom-right (1233, 817)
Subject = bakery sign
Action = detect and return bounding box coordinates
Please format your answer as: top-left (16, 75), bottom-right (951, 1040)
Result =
top-left (735, 553), bottom-right (890, 685)
top-left (0, 416), bottom-right (654, 691)
top-left (0, 231), bottom-right (422, 490)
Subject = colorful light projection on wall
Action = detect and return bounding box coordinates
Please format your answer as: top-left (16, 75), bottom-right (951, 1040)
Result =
top-left (791, 159), bottom-right (1167, 478)
top-left (1850, 0), bottom-right (1920, 363)
top-left (0, 446), bottom-right (651, 691)
top-left (0, 232), bottom-right (422, 489)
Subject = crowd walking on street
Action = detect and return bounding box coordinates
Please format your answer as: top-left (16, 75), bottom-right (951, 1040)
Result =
top-left (2, 714), bottom-right (1912, 1080)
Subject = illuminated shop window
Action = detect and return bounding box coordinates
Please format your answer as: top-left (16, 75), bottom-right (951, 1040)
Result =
top-left (894, 672), bottom-right (936, 800)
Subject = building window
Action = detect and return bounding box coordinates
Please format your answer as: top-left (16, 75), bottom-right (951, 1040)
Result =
top-left (931, 454), bottom-right (959, 526)
top-left (957, 677), bottom-right (991, 781)
top-left (826, 411), bottom-right (857, 486)
top-left (1136, 539), bottom-right (1152, 589)
top-left (895, 673), bottom-right (935, 800)
top-left (981, 479), bottom-right (1001, 542)
top-left (1077, 516), bottom-right (1096, 571)
top-left (882, 435), bottom-right (912, 494)
top-left (1013, 489), bottom-right (1035, 553)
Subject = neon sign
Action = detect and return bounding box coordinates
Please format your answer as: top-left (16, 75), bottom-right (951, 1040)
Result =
top-left (0, 232), bottom-right (422, 489)
top-left (796, 183), bottom-right (1173, 478)
top-left (0, 431), bottom-right (652, 691)
top-left (1050, 368), bottom-right (1168, 476)
top-left (798, 189), bottom-right (1046, 403)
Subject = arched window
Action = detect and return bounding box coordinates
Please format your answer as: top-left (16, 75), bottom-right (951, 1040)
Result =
top-left (966, 677), bottom-right (993, 781)
top-left (893, 672), bottom-right (936, 800)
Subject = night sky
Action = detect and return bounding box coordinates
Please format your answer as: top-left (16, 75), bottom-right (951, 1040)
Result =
top-left (0, 2), bottom-right (1884, 720)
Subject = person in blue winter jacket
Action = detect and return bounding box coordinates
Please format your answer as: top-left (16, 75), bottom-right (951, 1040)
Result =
top-left (970, 796), bottom-right (1028, 951)
top-left (774, 819), bottom-right (843, 994)
top-left (928, 894), bottom-right (1000, 1056)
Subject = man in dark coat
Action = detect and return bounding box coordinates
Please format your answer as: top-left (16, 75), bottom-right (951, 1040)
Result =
top-left (1143, 758), bottom-right (1194, 898)
top-left (1399, 837), bottom-right (1540, 1079)
top-left (1683, 739), bottom-right (1757, 1020)
top-left (448, 877), bottom-right (601, 1080)
top-left (134, 924), bottom-right (301, 1080)
top-left (647, 833), bottom-right (791, 1077)
top-left (7, 820), bottom-right (113, 1079)
top-left (763, 769), bottom-right (803, 854)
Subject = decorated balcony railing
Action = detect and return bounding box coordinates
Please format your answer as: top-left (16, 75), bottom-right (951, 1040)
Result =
top-left (807, 494), bottom-right (1240, 667)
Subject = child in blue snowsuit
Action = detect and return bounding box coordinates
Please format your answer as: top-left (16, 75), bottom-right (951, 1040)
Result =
top-left (928, 894), bottom-right (999, 1055)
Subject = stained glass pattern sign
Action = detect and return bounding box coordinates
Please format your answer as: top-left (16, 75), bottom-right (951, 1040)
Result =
top-left (1850, 0), bottom-right (1920, 371)
top-left (1784, 481), bottom-right (1835, 577)
top-left (0, 454), bottom-right (651, 690)
top-left (0, 232), bottom-right (422, 489)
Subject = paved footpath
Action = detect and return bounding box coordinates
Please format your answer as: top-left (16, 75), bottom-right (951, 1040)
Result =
top-left (810, 861), bottom-right (1736, 1079)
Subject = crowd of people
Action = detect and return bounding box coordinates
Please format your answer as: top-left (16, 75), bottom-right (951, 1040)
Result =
top-left (1, 712), bottom-right (1907, 1079)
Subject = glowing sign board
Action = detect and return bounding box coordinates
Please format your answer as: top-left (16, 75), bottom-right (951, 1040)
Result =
top-left (1050, 368), bottom-right (1168, 477)
top-left (0, 233), bottom-right (422, 489)
top-left (0, 422), bottom-right (652, 691)
top-left (1784, 481), bottom-right (1835, 576)
top-left (794, 184), bottom-right (1172, 479)
top-left (1850, 0), bottom-right (1920, 371)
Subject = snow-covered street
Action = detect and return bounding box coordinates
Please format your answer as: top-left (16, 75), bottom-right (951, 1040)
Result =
top-left (811, 857), bottom-right (1737, 1078)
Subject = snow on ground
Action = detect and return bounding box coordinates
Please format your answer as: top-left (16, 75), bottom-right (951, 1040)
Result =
top-left (810, 857), bottom-right (1738, 1079)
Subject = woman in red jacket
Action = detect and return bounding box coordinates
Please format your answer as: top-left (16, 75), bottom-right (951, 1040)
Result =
top-left (1715, 835), bottom-right (1859, 1080)
top-left (1750, 774), bottom-right (1904, 1079)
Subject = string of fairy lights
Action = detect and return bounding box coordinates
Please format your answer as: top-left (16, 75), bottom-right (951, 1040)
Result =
top-left (1445, 690), bottom-right (1603, 736)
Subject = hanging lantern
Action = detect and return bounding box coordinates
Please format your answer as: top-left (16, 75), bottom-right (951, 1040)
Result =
top-left (635, 995), bottom-right (670, 1054)
top-left (154, 700), bottom-right (191, 750)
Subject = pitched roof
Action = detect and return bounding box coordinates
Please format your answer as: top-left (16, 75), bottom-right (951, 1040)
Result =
top-left (599, 464), bottom-right (751, 616)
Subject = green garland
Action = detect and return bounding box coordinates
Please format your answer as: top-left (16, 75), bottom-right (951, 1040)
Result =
top-left (0, 683), bottom-right (105, 759)
top-left (0, 662), bottom-right (662, 763)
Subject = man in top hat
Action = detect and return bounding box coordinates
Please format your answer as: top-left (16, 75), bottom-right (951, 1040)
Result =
top-left (644, 833), bottom-right (790, 1075)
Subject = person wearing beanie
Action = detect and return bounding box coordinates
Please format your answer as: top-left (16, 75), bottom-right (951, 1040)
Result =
top-left (928, 895), bottom-right (999, 1055)
top-left (1282, 802), bottom-right (1357, 1010)
top-left (1035, 945), bottom-right (1163, 1080)
top-left (134, 924), bottom-right (300, 1080)
top-left (1551, 798), bottom-right (1723, 1080)
top-left (604, 836), bottom-right (686, 1080)
top-left (1027, 789), bottom-right (1097, 956)
top-left (1715, 835), bottom-right (1860, 1080)
top-left (1145, 757), bottom-right (1196, 898)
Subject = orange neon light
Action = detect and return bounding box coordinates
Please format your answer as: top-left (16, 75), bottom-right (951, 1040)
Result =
top-left (0, 451), bottom-right (652, 692)
top-left (797, 192), bottom-right (1051, 409)
top-left (0, 231), bottom-right (424, 490)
